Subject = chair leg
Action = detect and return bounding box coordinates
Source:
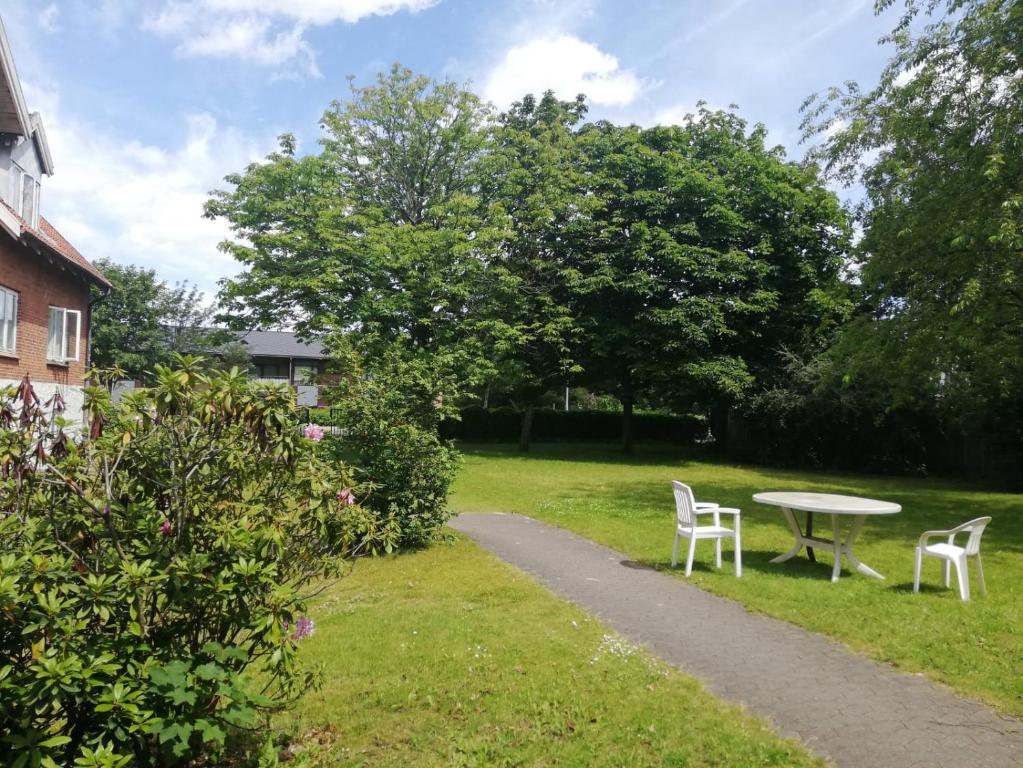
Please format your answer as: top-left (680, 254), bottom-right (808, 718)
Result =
top-left (954, 555), bottom-right (970, 601)
top-left (715, 538), bottom-right (722, 569)
top-left (943, 559), bottom-right (951, 588)
top-left (734, 519), bottom-right (742, 578)
top-left (974, 554), bottom-right (987, 596)
top-left (913, 548), bottom-right (923, 593)
top-left (671, 532), bottom-right (680, 568)
top-left (685, 535), bottom-right (698, 577)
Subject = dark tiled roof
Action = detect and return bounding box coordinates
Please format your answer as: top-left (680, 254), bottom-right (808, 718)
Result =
top-left (234, 330), bottom-right (326, 359)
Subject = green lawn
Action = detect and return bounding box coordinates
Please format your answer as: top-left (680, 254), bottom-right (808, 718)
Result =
top-left (450, 443), bottom-right (1023, 718)
top-left (275, 536), bottom-right (823, 767)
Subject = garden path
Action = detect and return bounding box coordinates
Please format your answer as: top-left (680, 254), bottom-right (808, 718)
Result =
top-left (450, 512), bottom-right (1023, 768)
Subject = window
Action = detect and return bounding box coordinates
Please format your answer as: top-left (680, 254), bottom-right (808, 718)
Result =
top-left (47, 306), bottom-right (81, 363)
top-left (0, 286), bottom-right (16, 354)
top-left (10, 165), bottom-right (40, 227)
top-left (10, 165), bottom-right (23, 211)
top-left (21, 176), bottom-right (39, 227)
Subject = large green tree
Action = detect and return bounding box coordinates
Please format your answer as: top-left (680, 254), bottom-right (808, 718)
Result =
top-left (804, 0), bottom-right (1023, 461)
top-left (568, 110), bottom-right (849, 450)
top-left (482, 92), bottom-right (591, 449)
top-left (209, 65), bottom-right (505, 393)
top-left (90, 260), bottom-right (223, 379)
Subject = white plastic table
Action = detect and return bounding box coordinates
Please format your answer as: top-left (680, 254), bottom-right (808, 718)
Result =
top-left (752, 492), bottom-right (901, 582)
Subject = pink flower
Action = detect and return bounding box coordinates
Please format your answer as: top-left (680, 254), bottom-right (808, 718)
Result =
top-left (337, 488), bottom-right (356, 506)
top-left (303, 423), bottom-right (325, 441)
top-left (292, 616), bottom-right (315, 641)
top-left (159, 519), bottom-right (173, 537)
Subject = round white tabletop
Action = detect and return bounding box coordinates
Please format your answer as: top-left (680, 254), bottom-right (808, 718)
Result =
top-left (752, 491), bottom-right (901, 581)
top-left (753, 492), bottom-right (901, 516)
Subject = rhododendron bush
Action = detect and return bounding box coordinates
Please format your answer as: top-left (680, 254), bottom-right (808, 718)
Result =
top-left (0, 358), bottom-right (389, 767)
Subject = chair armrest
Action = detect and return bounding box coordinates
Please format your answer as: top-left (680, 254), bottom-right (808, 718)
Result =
top-left (918, 528), bottom-right (957, 547)
top-left (708, 507), bottom-right (741, 516)
top-left (694, 502), bottom-right (719, 510)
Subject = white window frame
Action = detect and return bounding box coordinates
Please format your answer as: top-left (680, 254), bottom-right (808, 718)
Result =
top-left (10, 164), bottom-right (40, 227)
top-left (10, 164), bottom-right (23, 215)
top-left (22, 175), bottom-right (39, 228)
top-left (0, 285), bottom-right (17, 354)
top-left (47, 306), bottom-right (81, 363)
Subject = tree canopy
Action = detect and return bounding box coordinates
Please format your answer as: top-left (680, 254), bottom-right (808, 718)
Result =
top-left (90, 260), bottom-right (224, 379)
top-left (803, 0), bottom-right (1023, 467)
top-left (208, 67), bottom-right (851, 451)
top-left (209, 65), bottom-right (505, 392)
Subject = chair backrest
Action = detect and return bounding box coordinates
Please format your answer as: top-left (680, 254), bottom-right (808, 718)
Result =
top-left (960, 516), bottom-right (992, 556)
top-left (671, 481), bottom-right (697, 529)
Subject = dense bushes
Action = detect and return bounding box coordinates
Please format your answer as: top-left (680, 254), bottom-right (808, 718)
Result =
top-left (727, 351), bottom-right (1005, 481)
top-left (0, 360), bottom-right (383, 766)
top-left (323, 345), bottom-right (459, 550)
top-left (441, 406), bottom-right (706, 444)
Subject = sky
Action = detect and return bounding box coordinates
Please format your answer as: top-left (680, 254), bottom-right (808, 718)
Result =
top-left (0, 0), bottom-right (901, 296)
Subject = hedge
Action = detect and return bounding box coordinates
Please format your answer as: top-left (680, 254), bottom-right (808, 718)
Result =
top-left (440, 406), bottom-right (706, 444)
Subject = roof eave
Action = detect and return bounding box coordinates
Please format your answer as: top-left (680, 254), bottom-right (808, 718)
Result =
top-left (0, 18), bottom-right (31, 137)
top-left (30, 113), bottom-right (54, 175)
top-left (22, 228), bottom-right (112, 289)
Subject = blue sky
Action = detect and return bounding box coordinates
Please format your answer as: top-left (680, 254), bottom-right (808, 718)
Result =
top-left (0, 0), bottom-right (899, 295)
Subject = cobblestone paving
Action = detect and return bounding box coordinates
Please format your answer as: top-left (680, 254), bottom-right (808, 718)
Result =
top-left (450, 512), bottom-right (1023, 768)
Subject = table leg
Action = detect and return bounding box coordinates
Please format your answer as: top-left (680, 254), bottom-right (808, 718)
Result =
top-left (843, 515), bottom-right (885, 580)
top-left (831, 514), bottom-right (843, 582)
top-left (770, 506), bottom-right (805, 563)
top-left (805, 511), bottom-right (816, 562)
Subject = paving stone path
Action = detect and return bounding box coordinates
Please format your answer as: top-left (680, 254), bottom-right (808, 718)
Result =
top-left (450, 512), bottom-right (1023, 768)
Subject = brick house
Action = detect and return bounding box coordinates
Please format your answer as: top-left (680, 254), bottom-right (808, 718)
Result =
top-left (0, 18), bottom-right (110, 422)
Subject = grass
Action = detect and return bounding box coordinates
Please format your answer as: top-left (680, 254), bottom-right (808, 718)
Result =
top-left (450, 442), bottom-right (1023, 718)
top-left (275, 536), bottom-right (824, 767)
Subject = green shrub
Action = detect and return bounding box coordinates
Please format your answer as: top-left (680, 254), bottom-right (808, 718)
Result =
top-left (441, 406), bottom-right (706, 444)
top-left (0, 359), bottom-right (386, 766)
top-left (323, 344), bottom-right (459, 550)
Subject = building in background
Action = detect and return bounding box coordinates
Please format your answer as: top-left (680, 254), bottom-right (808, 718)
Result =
top-left (233, 330), bottom-right (328, 407)
top-left (0, 17), bottom-right (109, 422)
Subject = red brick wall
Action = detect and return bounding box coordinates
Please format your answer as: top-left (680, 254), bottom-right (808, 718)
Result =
top-left (0, 234), bottom-right (92, 387)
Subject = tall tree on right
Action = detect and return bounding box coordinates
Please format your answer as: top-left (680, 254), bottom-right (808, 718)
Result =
top-left (567, 110), bottom-right (849, 451)
top-left (804, 0), bottom-right (1023, 461)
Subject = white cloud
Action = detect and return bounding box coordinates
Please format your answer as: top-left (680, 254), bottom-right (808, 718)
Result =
top-left (653, 102), bottom-right (731, 126)
top-left (24, 83), bottom-right (272, 295)
top-left (484, 35), bottom-right (644, 108)
top-left (199, 0), bottom-right (437, 24)
top-left (824, 118), bottom-right (846, 138)
top-left (38, 4), bottom-right (60, 33)
top-left (145, 0), bottom-right (437, 72)
top-left (893, 63), bottom-right (923, 88)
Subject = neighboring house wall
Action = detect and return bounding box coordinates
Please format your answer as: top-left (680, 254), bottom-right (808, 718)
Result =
top-left (247, 355), bottom-right (327, 406)
top-left (0, 236), bottom-right (91, 420)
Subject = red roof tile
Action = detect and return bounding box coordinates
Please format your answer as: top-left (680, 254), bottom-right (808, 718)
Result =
top-left (0, 199), bottom-right (110, 287)
top-left (36, 216), bottom-right (109, 287)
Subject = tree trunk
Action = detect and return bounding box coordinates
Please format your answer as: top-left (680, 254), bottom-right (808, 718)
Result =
top-left (518, 406), bottom-right (535, 452)
top-left (621, 373), bottom-right (634, 454)
top-left (709, 405), bottom-right (735, 453)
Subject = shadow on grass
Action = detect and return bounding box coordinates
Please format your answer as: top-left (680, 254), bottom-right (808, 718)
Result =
top-left (560, 476), bottom-right (1023, 556)
top-left (624, 549), bottom-right (845, 581)
top-left (889, 581), bottom-right (947, 595)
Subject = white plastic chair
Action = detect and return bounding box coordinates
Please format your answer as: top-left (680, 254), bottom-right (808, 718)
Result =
top-left (913, 516), bottom-right (991, 601)
top-left (671, 481), bottom-right (741, 577)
